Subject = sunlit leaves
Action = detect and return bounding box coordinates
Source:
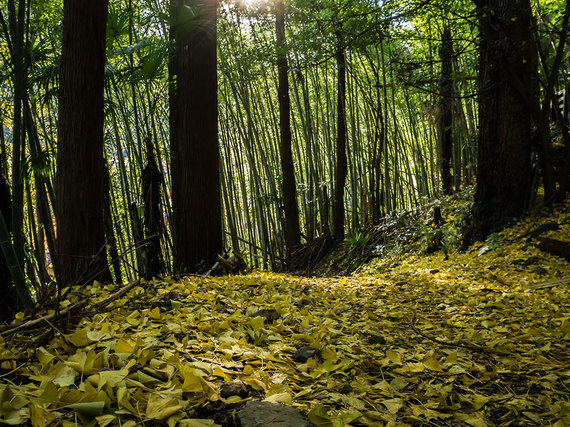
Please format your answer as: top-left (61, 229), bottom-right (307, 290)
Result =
top-left (1, 197), bottom-right (570, 426)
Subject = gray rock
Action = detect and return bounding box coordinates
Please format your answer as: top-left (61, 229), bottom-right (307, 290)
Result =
top-left (220, 382), bottom-right (249, 398)
top-left (237, 401), bottom-right (313, 427)
top-left (293, 346), bottom-right (322, 362)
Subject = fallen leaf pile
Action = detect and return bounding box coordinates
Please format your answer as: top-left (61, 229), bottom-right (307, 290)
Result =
top-left (0, 205), bottom-right (569, 426)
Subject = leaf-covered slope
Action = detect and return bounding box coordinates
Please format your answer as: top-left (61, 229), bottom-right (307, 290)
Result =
top-left (0, 204), bottom-right (569, 426)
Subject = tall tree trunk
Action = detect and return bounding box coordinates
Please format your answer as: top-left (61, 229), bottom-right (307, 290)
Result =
top-left (0, 174), bottom-right (31, 315)
top-left (171, 0), bottom-right (222, 272)
top-left (142, 137), bottom-right (164, 279)
top-left (56, 0), bottom-right (111, 286)
top-left (7, 0), bottom-right (26, 278)
top-left (103, 166), bottom-right (122, 283)
top-left (0, 174), bottom-right (17, 321)
top-left (275, 0), bottom-right (301, 261)
top-left (333, 29), bottom-right (347, 240)
top-left (439, 25), bottom-right (454, 195)
top-left (469, 0), bottom-right (537, 242)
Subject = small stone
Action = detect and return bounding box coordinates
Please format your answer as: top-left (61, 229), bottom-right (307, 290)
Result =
top-left (294, 299), bottom-right (311, 307)
top-left (523, 256), bottom-right (540, 265)
top-left (366, 334), bottom-right (386, 345)
top-left (531, 266), bottom-right (548, 276)
top-left (237, 401), bottom-right (313, 427)
top-left (293, 346), bottom-right (322, 362)
top-left (220, 382), bottom-right (249, 399)
top-left (251, 309), bottom-right (280, 323)
top-left (429, 269), bottom-right (439, 274)
top-left (339, 384), bottom-right (353, 394)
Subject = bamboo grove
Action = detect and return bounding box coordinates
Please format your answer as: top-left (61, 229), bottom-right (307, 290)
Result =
top-left (0, 0), bottom-right (568, 302)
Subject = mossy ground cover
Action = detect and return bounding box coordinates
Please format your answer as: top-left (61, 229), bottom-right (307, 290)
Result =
top-left (0, 201), bottom-right (568, 426)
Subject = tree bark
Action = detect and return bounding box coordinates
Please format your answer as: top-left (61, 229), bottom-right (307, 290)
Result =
top-left (171, 0), bottom-right (223, 272)
top-left (56, 0), bottom-right (111, 286)
top-left (333, 29), bottom-right (347, 240)
top-left (469, 0), bottom-right (537, 242)
top-left (439, 25), bottom-right (454, 195)
top-left (275, 0), bottom-right (301, 262)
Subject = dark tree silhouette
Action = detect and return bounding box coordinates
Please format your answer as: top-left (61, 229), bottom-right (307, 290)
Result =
top-left (333, 28), bottom-right (347, 240)
top-left (276, 0), bottom-right (301, 261)
top-left (56, 0), bottom-right (111, 286)
top-left (439, 25), bottom-right (454, 195)
top-left (170, 0), bottom-right (222, 272)
top-left (469, 0), bottom-right (537, 241)
top-left (141, 137), bottom-right (164, 279)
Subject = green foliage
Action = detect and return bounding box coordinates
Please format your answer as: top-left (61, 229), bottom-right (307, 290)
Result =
top-left (440, 232), bottom-right (457, 260)
top-left (26, 150), bottom-right (53, 179)
top-left (344, 231), bottom-right (369, 248)
top-left (106, 5), bottom-right (130, 49)
top-left (477, 232), bottom-right (503, 256)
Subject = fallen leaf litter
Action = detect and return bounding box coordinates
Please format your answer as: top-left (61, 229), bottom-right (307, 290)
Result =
top-left (0, 208), bottom-right (569, 426)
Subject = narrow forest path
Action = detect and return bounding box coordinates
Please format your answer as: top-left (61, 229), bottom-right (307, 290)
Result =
top-left (0, 270), bottom-right (568, 425)
top-left (0, 208), bottom-right (569, 426)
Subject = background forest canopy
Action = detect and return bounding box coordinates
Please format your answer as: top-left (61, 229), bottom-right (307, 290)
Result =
top-left (0, 0), bottom-right (568, 313)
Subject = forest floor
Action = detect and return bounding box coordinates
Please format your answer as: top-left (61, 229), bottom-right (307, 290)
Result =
top-left (0, 198), bottom-right (569, 426)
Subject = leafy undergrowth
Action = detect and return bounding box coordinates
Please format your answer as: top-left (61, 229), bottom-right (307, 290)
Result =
top-left (1, 206), bottom-right (569, 426)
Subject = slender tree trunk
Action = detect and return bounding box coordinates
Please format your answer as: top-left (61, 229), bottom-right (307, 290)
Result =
top-left (439, 25), bottom-right (454, 195)
top-left (380, 37), bottom-right (391, 213)
top-left (171, 0), bottom-right (222, 272)
top-left (333, 29), bottom-right (347, 240)
top-left (0, 175), bottom-right (17, 321)
top-left (24, 98), bottom-right (60, 283)
top-left (56, 0), bottom-right (111, 286)
top-left (103, 166), bottom-right (122, 283)
top-left (469, 0), bottom-right (537, 242)
top-left (275, 0), bottom-right (301, 261)
top-left (0, 117), bottom-right (7, 179)
top-left (536, 0), bottom-right (570, 200)
top-left (7, 0), bottom-right (26, 277)
top-left (142, 137), bottom-right (164, 279)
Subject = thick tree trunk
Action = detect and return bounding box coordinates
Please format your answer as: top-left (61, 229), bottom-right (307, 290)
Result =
top-left (469, 0), bottom-right (537, 242)
top-left (171, 0), bottom-right (222, 273)
top-left (439, 25), bottom-right (454, 195)
top-left (333, 30), bottom-right (347, 240)
top-left (275, 0), bottom-right (301, 261)
top-left (56, 0), bottom-right (111, 286)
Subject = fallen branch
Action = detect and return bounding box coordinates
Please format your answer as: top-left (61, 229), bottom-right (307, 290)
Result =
top-left (526, 277), bottom-right (570, 289)
top-left (92, 279), bottom-right (141, 310)
top-left (0, 298), bottom-right (89, 338)
top-left (0, 280), bottom-right (141, 339)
